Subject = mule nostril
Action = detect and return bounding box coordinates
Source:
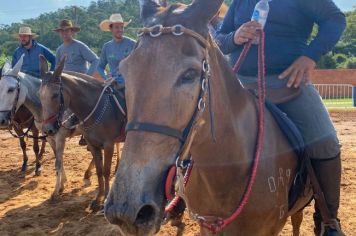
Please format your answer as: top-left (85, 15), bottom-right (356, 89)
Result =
top-left (135, 205), bottom-right (156, 225)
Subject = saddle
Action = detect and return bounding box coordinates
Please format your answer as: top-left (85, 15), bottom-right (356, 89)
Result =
top-left (244, 83), bottom-right (301, 104)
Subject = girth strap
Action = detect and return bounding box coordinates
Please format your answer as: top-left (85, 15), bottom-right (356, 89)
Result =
top-left (126, 122), bottom-right (184, 142)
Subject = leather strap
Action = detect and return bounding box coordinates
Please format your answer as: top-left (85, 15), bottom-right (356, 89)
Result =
top-left (305, 155), bottom-right (332, 223)
top-left (126, 122), bottom-right (184, 142)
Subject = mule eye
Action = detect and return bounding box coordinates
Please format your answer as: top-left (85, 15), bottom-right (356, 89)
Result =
top-left (51, 93), bottom-right (59, 99)
top-left (178, 69), bottom-right (200, 85)
top-left (7, 88), bottom-right (15, 93)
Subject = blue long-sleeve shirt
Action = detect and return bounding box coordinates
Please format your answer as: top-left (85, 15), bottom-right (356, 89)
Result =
top-left (12, 40), bottom-right (55, 78)
top-left (97, 37), bottom-right (136, 84)
top-left (216, 0), bottom-right (346, 76)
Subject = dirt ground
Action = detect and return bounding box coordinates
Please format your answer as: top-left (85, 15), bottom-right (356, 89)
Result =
top-left (0, 110), bottom-right (355, 236)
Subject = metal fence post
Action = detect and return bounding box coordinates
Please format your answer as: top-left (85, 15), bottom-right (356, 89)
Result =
top-left (353, 86), bottom-right (356, 107)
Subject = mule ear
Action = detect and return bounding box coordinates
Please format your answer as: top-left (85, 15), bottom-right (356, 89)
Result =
top-left (39, 54), bottom-right (49, 78)
top-left (53, 55), bottom-right (66, 79)
top-left (139, 0), bottom-right (161, 24)
top-left (185, 0), bottom-right (224, 27)
top-left (2, 59), bottom-right (12, 76)
top-left (11, 54), bottom-right (24, 76)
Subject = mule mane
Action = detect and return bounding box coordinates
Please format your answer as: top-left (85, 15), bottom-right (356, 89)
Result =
top-left (59, 72), bottom-right (104, 88)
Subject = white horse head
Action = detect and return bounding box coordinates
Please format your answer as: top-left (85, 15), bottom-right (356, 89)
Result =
top-left (0, 54), bottom-right (28, 127)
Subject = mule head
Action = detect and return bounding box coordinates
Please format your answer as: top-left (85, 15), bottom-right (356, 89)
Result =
top-left (39, 55), bottom-right (68, 135)
top-left (104, 0), bottom-right (223, 235)
top-left (0, 55), bottom-right (27, 128)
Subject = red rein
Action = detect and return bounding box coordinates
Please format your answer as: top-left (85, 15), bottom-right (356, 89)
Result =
top-left (164, 31), bottom-right (266, 234)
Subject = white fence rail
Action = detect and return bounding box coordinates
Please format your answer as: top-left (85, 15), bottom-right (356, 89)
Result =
top-left (314, 84), bottom-right (354, 107)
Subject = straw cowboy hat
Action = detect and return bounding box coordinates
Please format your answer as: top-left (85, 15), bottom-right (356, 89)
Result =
top-left (13, 26), bottom-right (38, 39)
top-left (53, 19), bottom-right (81, 32)
top-left (99, 14), bottom-right (132, 32)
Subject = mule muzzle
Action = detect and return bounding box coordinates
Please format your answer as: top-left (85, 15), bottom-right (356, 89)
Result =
top-left (104, 196), bottom-right (160, 236)
top-left (42, 123), bottom-right (59, 136)
top-left (0, 111), bottom-right (11, 128)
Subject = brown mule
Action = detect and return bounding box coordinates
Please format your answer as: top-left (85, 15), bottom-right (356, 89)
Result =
top-left (103, 1), bottom-right (313, 235)
top-left (39, 56), bottom-right (126, 211)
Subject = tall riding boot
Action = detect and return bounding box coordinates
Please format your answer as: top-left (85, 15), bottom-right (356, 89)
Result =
top-left (311, 153), bottom-right (346, 236)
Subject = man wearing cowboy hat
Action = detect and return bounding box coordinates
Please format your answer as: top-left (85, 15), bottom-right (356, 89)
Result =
top-left (12, 26), bottom-right (55, 78)
top-left (97, 14), bottom-right (136, 84)
top-left (54, 19), bottom-right (99, 76)
top-left (54, 19), bottom-right (99, 146)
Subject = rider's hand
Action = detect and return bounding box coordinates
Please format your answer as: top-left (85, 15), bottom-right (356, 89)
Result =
top-left (278, 56), bottom-right (316, 88)
top-left (233, 21), bottom-right (262, 45)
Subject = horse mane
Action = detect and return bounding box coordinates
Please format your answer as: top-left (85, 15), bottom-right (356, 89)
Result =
top-left (61, 71), bottom-right (104, 87)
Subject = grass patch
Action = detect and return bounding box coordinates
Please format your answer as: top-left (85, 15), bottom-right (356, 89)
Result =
top-left (323, 98), bottom-right (354, 108)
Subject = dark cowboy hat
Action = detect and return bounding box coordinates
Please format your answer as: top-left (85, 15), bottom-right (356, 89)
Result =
top-left (53, 19), bottom-right (81, 32)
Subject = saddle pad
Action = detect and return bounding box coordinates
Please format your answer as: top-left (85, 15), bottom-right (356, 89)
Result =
top-left (265, 100), bottom-right (305, 158)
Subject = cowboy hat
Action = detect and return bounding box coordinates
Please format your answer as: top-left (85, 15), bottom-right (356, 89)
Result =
top-left (13, 26), bottom-right (38, 39)
top-left (53, 19), bottom-right (81, 32)
top-left (99, 14), bottom-right (131, 32)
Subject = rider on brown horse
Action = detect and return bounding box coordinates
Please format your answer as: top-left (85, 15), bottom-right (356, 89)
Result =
top-left (216, 0), bottom-right (346, 235)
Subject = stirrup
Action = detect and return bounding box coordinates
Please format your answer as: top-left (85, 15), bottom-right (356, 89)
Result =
top-left (320, 219), bottom-right (346, 236)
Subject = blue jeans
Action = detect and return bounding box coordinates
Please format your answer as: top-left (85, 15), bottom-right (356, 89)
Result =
top-left (238, 74), bottom-right (340, 159)
top-left (277, 84), bottom-right (340, 159)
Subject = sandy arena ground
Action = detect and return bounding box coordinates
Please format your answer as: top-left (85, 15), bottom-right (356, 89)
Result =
top-left (0, 110), bottom-right (355, 236)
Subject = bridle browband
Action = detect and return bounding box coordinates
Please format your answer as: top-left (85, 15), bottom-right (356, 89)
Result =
top-left (126, 24), bottom-right (211, 146)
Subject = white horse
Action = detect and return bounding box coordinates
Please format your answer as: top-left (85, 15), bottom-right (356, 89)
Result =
top-left (0, 55), bottom-right (95, 201)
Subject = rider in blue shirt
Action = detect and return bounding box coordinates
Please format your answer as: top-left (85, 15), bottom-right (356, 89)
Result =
top-left (216, 0), bottom-right (346, 235)
top-left (12, 27), bottom-right (55, 78)
top-left (98, 14), bottom-right (136, 85)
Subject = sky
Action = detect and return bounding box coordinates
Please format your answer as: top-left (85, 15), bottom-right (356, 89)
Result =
top-left (0, 0), bottom-right (355, 25)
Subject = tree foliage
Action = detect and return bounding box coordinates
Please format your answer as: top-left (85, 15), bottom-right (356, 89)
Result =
top-left (0, 0), bottom-right (354, 70)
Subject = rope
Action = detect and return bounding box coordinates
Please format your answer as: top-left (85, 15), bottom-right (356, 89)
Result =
top-left (197, 31), bottom-right (266, 233)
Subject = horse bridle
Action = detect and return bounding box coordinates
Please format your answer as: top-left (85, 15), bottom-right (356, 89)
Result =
top-left (126, 24), bottom-right (211, 151)
top-left (0, 75), bottom-right (21, 123)
top-left (42, 77), bottom-right (126, 131)
top-left (42, 78), bottom-right (65, 131)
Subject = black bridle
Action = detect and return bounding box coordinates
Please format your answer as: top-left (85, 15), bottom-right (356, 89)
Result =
top-left (125, 24), bottom-right (212, 153)
top-left (41, 78), bottom-right (65, 131)
top-left (126, 60), bottom-right (210, 144)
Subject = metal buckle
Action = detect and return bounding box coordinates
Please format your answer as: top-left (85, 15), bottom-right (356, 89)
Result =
top-left (137, 30), bottom-right (145, 37)
top-left (201, 78), bottom-right (207, 92)
top-left (198, 98), bottom-right (206, 111)
top-left (172, 24), bottom-right (184, 36)
top-left (202, 60), bottom-right (210, 73)
top-left (150, 25), bottom-right (163, 37)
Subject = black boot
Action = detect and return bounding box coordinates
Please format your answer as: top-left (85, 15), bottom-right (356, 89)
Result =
top-left (311, 153), bottom-right (346, 236)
